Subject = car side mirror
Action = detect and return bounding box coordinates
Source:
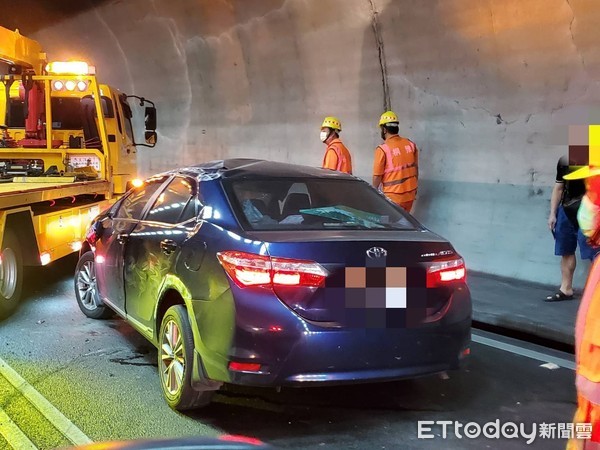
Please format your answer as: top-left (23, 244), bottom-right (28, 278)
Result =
top-left (145, 131), bottom-right (157, 146)
top-left (145, 106), bottom-right (157, 131)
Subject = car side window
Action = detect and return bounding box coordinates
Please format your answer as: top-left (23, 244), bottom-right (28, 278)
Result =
top-left (178, 196), bottom-right (202, 223)
top-left (114, 180), bottom-right (165, 220)
top-left (146, 177), bottom-right (196, 224)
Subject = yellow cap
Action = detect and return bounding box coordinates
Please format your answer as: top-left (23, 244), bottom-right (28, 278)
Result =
top-left (321, 116), bottom-right (341, 131)
top-left (379, 111), bottom-right (399, 126)
top-left (564, 144), bottom-right (600, 179)
top-left (564, 166), bottom-right (600, 180)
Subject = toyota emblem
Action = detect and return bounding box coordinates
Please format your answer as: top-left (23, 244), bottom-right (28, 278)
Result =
top-left (366, 247), bottom-right (387, 259)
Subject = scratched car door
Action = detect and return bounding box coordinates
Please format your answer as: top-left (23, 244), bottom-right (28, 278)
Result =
top-left (123, 176), bottom-right (198, 332)
top-left (95, 178), bottom-right (167, 314)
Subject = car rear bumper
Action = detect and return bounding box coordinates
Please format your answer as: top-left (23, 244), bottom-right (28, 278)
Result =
top-left (191, 283), bottom-right (471, 388)
top-left (225, 317), bottom-right (471, 387)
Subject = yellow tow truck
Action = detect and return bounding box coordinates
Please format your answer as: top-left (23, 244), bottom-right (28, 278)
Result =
top-left (0, 26), bottom-right (157, 319)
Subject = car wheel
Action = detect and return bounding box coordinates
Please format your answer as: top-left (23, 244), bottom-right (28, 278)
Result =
top-left (74, 251), bottom-right (113, 319)
top-left (159, 305), bottom-right (215, 410)
top-left (0, 229), bottom-right (23, 320)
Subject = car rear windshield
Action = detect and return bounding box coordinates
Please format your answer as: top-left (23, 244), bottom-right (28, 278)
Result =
top-left (225, 178), bottom-right (419, 231)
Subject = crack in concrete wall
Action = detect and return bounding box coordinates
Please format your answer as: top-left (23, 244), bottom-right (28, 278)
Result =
top-left (368, 0), bottom-right (390, 112)
top-left (565, 0), bottom-right (586, 71)
top-left (487, 0), bottom-right (497, 39)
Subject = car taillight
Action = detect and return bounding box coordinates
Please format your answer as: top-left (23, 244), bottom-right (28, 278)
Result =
top-left (426, 258), bottom-right (466, 288)
top-left (86, 227), bottom-right (98, 244)
top-left (86, 222), bottom-right (102, 245)
top-left (219, 435), bottom-right (265, 446)
top-left (271, 257), bottom-right (327, 287)
top-left (216, 252), bottom-right (271, 286)
top-left (228, 361), bottom-right (262, 372)
top-left (217, 251), bottom-right (328, 288)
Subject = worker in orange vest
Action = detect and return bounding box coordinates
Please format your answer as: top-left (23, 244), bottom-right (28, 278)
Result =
top-left (565, 164), bottom-right (600, 449)
top-left (320, 116), bottom-right (353, 174)
top-left (372, 111), bottom-right (419, 212)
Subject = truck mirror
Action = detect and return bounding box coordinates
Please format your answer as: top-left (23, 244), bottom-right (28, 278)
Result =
top-left (145, 131), bottom-right (157, 146)
top-left (144, 106), bottom-right (157, 131)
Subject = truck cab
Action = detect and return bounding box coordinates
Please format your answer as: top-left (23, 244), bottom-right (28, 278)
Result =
top-left (0, 27), bottom-right (157, 319)
top-left (0, 66), bottom-right (156, 194)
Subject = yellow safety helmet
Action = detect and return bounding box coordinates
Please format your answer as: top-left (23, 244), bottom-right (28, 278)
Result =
top-left (564, 148), bottom-right (600, 180)
top-left (564, 166), bottom-right (600, 179)
top-left (379, 110), bottom-right (399, 127)
top-left (321, 116), bottom-right (342, 131)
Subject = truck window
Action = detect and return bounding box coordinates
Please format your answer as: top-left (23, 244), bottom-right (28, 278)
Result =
top-left (78, 96), bottom-right (114, 120)
top-left (113, 95), bottom-right (123, 134)
top-left (101, 96), bottom-right (114, 118)
top-left (51, 98), bottom-right (83, 129)
top-left (7, 100), bottom-right (24, 127)
top-left (7, 96), bottom-right (114, 129)
top-left (119, 94), bottom-right (135, 143)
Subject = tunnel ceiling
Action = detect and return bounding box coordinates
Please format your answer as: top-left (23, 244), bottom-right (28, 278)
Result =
top-left (1, 0), bottom-right (114, 34)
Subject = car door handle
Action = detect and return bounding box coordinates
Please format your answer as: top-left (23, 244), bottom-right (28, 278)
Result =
top-left (117, 233), bottom-right (129, 244)
top-left (160, 239), bottom-right (178, 255)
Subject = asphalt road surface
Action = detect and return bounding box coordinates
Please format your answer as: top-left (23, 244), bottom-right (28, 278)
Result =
top-left (0, 256), bottom-right (578, 449)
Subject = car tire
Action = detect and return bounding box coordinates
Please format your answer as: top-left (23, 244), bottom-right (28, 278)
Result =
top-left (0, 229), bottom-right (23, 320)
top-left (74, 251), bottom-right (113, 319)
top-left (159, 305), bottom-right (215, 410)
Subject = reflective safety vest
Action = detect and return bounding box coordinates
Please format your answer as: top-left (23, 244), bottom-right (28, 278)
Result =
top-left (575, 257), bottom-right (600, 405)
top-left (379, 138), bottom-right (418, 194)
top-left (323, 139), bottom-right (352, 174)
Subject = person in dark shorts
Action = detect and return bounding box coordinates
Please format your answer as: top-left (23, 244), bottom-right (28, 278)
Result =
top-left (546, 156), bottom-right (597, 301)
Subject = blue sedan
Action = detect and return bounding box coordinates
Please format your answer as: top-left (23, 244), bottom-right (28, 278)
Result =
top-left (74, 159), bottom-right (471, 410)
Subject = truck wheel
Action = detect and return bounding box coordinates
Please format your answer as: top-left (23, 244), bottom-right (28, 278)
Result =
top-left (74, 251), bottom-right (113, 319)
top-left (0, 229), bottom-right (23, 320)
top-left (159, 305), bottom-right (215, 410)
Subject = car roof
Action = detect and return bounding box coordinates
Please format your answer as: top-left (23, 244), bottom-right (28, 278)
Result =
top-left (171, 159), bottom-right (357, 181)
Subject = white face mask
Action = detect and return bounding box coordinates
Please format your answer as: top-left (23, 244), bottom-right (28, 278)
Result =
top-left (578, 195), bottom-right (600, 238)
top-left (320, 131), bottom-right (329, 142)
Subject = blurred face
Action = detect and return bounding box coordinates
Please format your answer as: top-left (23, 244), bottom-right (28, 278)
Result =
top-left (238, 187), bottom-right (263, 202)
top-left (320, 127), bottom-right (330, 143)
top-left (242, 191), bottom-right (257, 201)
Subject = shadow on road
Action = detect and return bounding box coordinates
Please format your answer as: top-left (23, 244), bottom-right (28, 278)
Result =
top-left (23, 253), bottom-right (79, 297)
top-left (187, 365), bottom-right (479, 444)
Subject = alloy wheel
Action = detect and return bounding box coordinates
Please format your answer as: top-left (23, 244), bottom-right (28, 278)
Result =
top-left (160, 319), bottom-right (185, 395)
top-left (77, 260), bottom-right (98, 310)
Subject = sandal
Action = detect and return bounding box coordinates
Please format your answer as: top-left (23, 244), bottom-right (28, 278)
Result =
top-left (544, 290), bottom-right (574, 302)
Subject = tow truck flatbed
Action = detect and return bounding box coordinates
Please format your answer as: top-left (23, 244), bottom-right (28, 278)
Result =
top-left (0, 177), bottom-right (110, 209)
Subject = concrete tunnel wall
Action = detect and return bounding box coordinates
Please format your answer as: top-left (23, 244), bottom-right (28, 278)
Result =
top-left (15, 0), bottom-right (600, 286)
